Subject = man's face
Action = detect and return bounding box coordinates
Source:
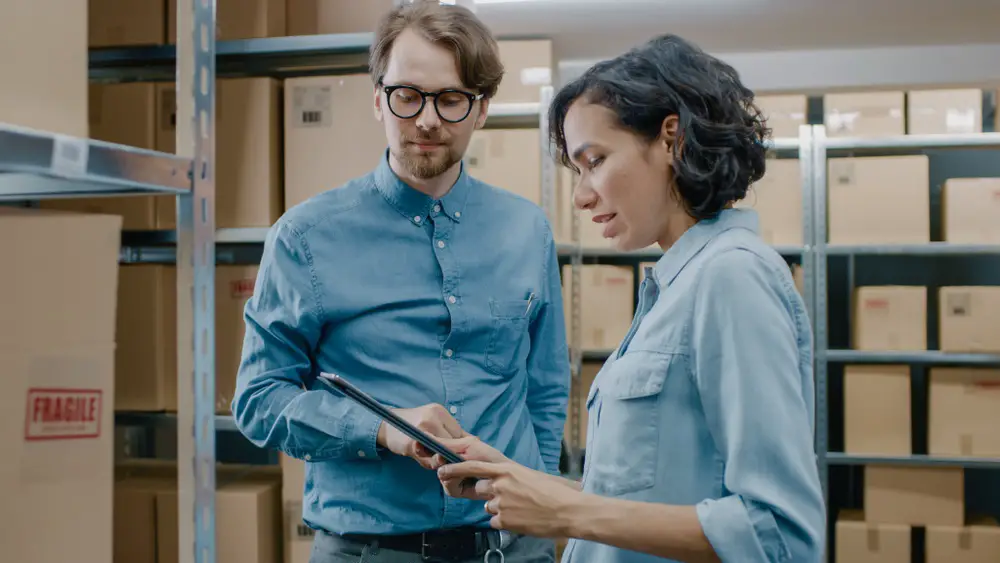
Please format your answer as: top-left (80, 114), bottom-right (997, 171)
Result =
top-left (375, 28), bottom-right (489, 180)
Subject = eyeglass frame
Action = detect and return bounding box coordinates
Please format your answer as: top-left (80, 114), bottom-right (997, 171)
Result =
top-left (378, 80), bottom-right (486, 123)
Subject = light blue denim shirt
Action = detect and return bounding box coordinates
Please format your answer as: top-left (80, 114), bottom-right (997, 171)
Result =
top-left (232, 151), bottom-right (570, 535)
top-left (563, 208), bottom-right (825, 563)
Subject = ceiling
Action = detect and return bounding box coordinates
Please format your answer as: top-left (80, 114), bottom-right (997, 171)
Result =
top-left (470, 0), bottom-right (999, 61)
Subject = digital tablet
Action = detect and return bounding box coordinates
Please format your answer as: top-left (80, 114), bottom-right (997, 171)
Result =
top-left (318, 372), bottom-right (465, 465)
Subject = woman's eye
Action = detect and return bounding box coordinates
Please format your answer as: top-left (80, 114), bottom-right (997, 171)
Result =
top-left (588, 156), bottom-right (604, 169)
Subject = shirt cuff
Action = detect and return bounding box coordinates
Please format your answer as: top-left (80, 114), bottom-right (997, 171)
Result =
top-left (695, 495), bottom-right (790, 563)
top-left (337, 401), bottom-right (383, 461)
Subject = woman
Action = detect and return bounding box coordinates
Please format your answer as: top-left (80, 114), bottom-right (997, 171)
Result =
top-left (433, 33), bottom-right (826, 563)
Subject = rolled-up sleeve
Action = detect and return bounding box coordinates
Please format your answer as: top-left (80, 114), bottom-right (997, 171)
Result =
top-left (690, 249), bottom-right (825, 562)
top-left (525, 227), bottom-right (571, 475)
top-left (230, 221), bottom-right (383, 462)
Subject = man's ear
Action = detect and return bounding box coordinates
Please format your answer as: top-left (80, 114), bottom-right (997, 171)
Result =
top-left (474, 98), bottom-right (491, 130)
top-left (374, 85), bottom-right (384, 122)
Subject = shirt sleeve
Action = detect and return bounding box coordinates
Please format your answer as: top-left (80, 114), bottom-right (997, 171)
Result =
top-left (690, 249), bottom-right (826, 563)
top-left (230, 221), bottom-right (383, 462)
top-left (525, 227), bottom-right (571, 475)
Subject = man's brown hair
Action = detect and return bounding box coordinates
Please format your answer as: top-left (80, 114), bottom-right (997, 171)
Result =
top-left (369, 1), bottom-right (505, 99)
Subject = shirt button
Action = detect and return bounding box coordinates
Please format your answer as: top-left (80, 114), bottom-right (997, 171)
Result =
top-left (433, 204), bottom-right (441, 212)
top-left (448, 295), bottom-right (457, 304)
top-left (437, 240), bottom-right (445, 248)
top-left (414, 215), bottom-right (422, 223)
top-left (304, 454), bottom-right (311, 461)
top-left (449, 406), bottom-right (458, 415)
top-left (357, 450), bottom-right (366, 458)
top-left (444, 349), bottom-right (454, 358)
top-left (455, 211), bottom-right (461, 218)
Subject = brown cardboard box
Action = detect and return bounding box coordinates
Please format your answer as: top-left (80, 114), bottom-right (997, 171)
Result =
top-left (835, 510), bottom-right (910, 563)
top-left (756, 94), bottom-right (808, 139)
top-left (563, 265), bottom-right (634, 351)
top-left (465, 129), bottom-right (541, 204)
top-left (287, 0), bottom-right (392, 35)
top-left (40, 83), bottom-right (176, 230)
top-left (907, 89), bottom-right (983, 135)
top-left (739, 158), bottom-right (802, 245)
top-left (284, 74), bottom-right (386, 209)
top-left (929, 368), bottom-right (1000, 458)
top-left (942, 178), bottom-right (1000, 244)
top-left (563, 362), bottom-right (601, 449)
top-left (158, 78), bottom-right (283, 229)
top-left (115, 265), bottom-right (258, 413)
top-left (827, 155), bottom-right (930, 245)
top-left (852, 286), bottom-right (927, 350)
top-left (494, 40), bottom-right (554, 105)
top-left (90, 0), bottom-right (165, 47)
top-left (0, 207), bottom-right (122, 563)
top-left (280, 454), bottom-right (313, 563)
top-left (824, 91), bottom-right (905, 137)
top-left (843, 365), bottom-right (911, 455)
top-left (157, 478), bottom-right (282, 563)
top-left (926, 517), bottom-right (1000, 563)
top-left (865, 465), bottom-right (964, 526)
top-left (169, 0), bottom-right (285, 41)
top-left (0, 0), bottom-right (87, 136)
top-left (791, 263), bottom-right (805, 296)
top-left (939, 286), bottom-right (1000, 353)
top-left (114, 478), bottom-right (176, 563)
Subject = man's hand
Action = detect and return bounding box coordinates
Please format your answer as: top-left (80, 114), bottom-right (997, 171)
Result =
top-left (376, 404), bottom-right (466, 469)
top-left (430, 435), bottom-right (509, 500)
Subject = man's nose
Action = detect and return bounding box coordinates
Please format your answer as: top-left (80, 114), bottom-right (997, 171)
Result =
top-left (416, 100), bottom-right (441, 130)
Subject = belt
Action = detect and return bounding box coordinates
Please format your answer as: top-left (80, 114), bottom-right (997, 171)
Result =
top-left (341, 527), bottom-right (511, 561)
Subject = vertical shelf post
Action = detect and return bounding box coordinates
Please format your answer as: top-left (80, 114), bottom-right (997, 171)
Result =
top-left (176, 1), bottom-right (218, 563)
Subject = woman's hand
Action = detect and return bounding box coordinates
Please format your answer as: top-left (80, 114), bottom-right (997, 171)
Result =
top-left (430, 436), bottom-right (509, 500)
top-left (437, 458), bottom-right (582, 538)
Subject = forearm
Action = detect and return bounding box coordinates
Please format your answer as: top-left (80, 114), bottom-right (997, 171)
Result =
top-left (545, 472), bottom-right (582, 491)
top-left (565, 495), bottom-right (720, 563)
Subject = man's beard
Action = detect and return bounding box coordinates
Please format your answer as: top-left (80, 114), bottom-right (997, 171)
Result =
top-left (394, 139), bottom-right (458, 180)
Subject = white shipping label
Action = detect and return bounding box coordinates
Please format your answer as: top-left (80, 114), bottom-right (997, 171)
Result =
top-left (293, 85), bottom-right (332, 128)
top-left (520, 67), bottom-right (552, 86)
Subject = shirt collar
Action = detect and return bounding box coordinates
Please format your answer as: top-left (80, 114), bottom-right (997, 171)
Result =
top-left (373, 149), bottom-right (471, 225)
top-left (649, 208), bottom-right (760, 288)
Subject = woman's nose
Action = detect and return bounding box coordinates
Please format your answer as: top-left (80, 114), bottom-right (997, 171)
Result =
top-left (573, 181), bottom-right (598, 210)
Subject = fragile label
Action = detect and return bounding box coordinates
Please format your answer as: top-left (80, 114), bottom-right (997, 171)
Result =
top-left (230, 278), bottom-right (255, 298)
top-left (24, 388), bottom-right (102, 441)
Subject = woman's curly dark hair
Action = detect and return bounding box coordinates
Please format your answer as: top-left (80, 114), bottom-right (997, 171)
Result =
top-left (548, 34), bottom-right (771, 220)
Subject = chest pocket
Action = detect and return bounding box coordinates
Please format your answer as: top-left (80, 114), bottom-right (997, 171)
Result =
top-left (484, 298), bottom-right (532, 376)
top-left (584, 350), bottom-right (673, 497)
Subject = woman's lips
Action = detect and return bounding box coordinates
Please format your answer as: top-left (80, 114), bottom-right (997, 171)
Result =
top-left (593, 213), bottom-right (617, 238)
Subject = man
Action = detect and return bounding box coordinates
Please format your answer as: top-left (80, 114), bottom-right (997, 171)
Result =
top-left (231, 2), bottom-right (570, 562)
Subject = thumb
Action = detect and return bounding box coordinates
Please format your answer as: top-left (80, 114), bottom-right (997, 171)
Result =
top-left (437, 460), bottom-right (504, 481)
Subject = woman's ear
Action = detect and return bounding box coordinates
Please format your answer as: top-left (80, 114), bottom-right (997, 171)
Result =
top-left (660, 115), bottom-right (679, 150)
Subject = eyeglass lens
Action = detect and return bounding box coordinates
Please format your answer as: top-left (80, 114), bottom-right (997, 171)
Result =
top-left (388, 86), bottom-right (472, 122)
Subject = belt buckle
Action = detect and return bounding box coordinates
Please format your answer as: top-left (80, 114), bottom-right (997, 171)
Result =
top-left (420, 532), bottom-right (432, 561)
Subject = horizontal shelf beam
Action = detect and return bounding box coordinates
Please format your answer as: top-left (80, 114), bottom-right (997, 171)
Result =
top-left (116, 411), bottom-right (239, 432)
top-left (824, 132), bottom-right (1000, 155)
top-left (827, 452), bottom-right (1000, 469)
top-left (557, 245), bottom-right (805, 259)
top-left (825, 242), bottom-right (1000, 256)
top-left (0, 123), bottom-right (192, 200)
top-left (826, 350), bottom-right (1000, 366)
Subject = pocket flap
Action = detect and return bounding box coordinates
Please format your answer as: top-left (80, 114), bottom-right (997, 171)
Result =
top-left (601, 351), bottom-right (672, 400)
top-left (490, 298), bottom-right (531, 319)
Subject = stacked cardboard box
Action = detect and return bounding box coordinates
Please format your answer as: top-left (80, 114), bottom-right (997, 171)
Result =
top-left (756, 94), bottom-right (808, 139)
top-left (280, 454), bottom-right (313, 563)
top-left (0, 207), bottom-right (123, 563)
top-left (738, 158), bottom-right (803, 246)
top-left (90, 0), bottom-right (165, 47)
top-left (561, 265), bottom-right (635, 352)
top-left (907, 89), bottom-right (983, 135)
top-left (942, 178), bottom-right (1000, 244)
top-left (168, 0), bottom-right (286, 42)
top-left (563, 362), bottom-right (602, 450)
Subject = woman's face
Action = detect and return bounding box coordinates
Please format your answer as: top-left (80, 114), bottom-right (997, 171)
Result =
top-left (563, 100), bottom-right (679, 252)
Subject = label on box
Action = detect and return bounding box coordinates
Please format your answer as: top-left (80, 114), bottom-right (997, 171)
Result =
top-left (864, 298), bottom-right (890, 311)
top-left (830, 161), bottom-right (856, 186)
top-left (230, 278), bottom-right (255, 298)
top-left (945, 292), bottom-right (971, 317)
top-left (946, 108), bottom-right (977, 133)
top-left (24, 388), bottom-right (102, 441)
top-left (293, 85), bottom-right (332, 128)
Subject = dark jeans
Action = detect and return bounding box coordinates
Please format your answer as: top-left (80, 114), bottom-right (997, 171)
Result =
top-left (309, 529), bottom-right (557, 563)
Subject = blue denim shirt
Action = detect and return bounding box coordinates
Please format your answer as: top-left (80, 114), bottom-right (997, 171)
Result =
top-left (232, 151), bottom-right (570, 535)
top-left (563, 209), bottom-right (825, 563)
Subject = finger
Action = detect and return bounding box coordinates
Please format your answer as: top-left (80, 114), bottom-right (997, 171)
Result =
top-left (474, 478), bottom-right (494, 498)
top-left (438, 460), bottom-right (505, 480)
top-left (440, 414), bottom-right (465, 439)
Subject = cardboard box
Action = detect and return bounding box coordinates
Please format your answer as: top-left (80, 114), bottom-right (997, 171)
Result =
top-left (739, 158), bottom-right (802, 245)
top-left (942, 178), bottom-right (1000, 244)
top-left (114, 478), bottom-right (176, 563)
top-left (843, 365), bottom-right (911, 455)
top-left (852, 286), bottom-right (927, 350)
top-left (827, 155), bottom-right (930, 245)
top-left (280, 454), bottom-right (313, 563)
top-left (563, 362), bottom-right (601, 449)
top-left (939, 287), bottom-right (1000, 353)
top-left (562, 265), bottom-right (634, 351)
top-left (929, 368), bottom-right (1000, 458)
top-left (865, 465), bottom-right (964, 526)
top-left (287, 0), bottom-right (392, 35)
top-left (169, 0), bottom-right (285, 41)
top-left (907, 88), bottom-right (983, 135)
top-left (835, 510), bottom-right (910, 563)
top-left (494, 40), bottom-right (553, 105)
top-left (756, 94), bottom-right (808, 139)
top-left (926, 517), bottom-right (1000, 563)
top-left (465, 129), bottom-right (541, 204)
top-left (90, 0), bottom-right (165, 47)
top-left (791, 263), bottom-right (805, 296)
top-left (284, 74), bottom-right (387, 209)
top-left (115, 265), bottom-right (258, 414)
top-left (0, 0), bottom-right (87, 136)
top-left (158, 78), bottom-right (283, 229)
top-left (0, 207), bottom-right (122, 563)
top-left (824, 91), bottom-right (905, 137)
top-left (40, 83), bottom-right (176, 230)
top-left (157, 478), bottom-right (282, 563)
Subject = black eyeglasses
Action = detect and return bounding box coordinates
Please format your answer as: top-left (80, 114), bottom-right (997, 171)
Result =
top-left (380, 82), bottom-right (485, 123)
